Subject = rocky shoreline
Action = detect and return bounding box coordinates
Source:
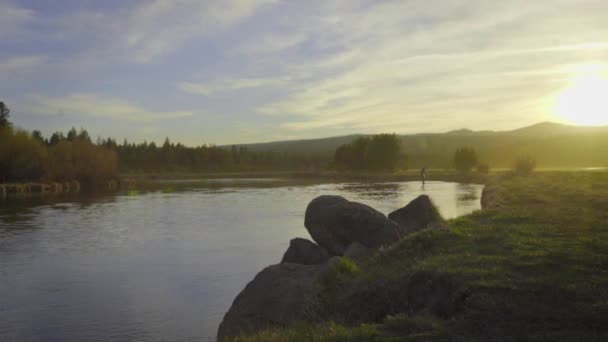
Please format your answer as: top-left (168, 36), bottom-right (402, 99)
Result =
top-left (217, 193), bottom-right (445, 341)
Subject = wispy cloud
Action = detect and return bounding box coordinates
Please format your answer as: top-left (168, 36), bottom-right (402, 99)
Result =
top-left (253, 0), bottom-right (608, 133)
top-left (0, 1), bottom-right (34, 38)
top-left (57, 0), bottom-right (277, 64)
top-left (0, 55), bottom-right (46, 75)
top-left (2, 0), bottom-right (608, 144)
top-left (25, 93), bottom-right (194, 122)
top-left (231, 31), bottom-right (308, 55)
top-left (177, 76), bottom-right (292, 95)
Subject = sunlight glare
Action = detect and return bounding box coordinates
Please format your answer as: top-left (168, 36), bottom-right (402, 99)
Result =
top-left (554, 71), bottom-right (608, 126)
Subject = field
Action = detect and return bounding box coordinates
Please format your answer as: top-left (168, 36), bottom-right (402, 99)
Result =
top-left (233, 171), bottom-right (608, 341)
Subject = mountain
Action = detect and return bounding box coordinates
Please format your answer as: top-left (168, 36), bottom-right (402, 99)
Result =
top-left (508, 122), bottom-right (608, 137)
top-left (231, 122), bottom-right (608, 168)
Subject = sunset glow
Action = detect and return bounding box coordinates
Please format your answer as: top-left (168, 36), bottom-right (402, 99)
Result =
top-left (555, 72), bottom-right (608, 126)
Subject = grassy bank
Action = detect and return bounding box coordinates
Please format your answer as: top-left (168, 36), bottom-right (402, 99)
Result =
top-left (234, 172), bottom-right (608, 341)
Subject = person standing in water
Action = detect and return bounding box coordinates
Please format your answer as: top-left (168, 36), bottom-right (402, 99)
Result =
top-left (421, 166), bottom-right (428, 185)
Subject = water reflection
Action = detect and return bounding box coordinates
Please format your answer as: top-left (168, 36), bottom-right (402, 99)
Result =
top-left (336, 182), bottom-right (403, 201)
top-left (0, 179), bottom-right (483, 341)
top-left (456, 183), bottom-right (480, 204)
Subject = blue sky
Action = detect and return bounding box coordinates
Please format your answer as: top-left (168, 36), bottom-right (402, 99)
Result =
top-left (1, 0), bottom-right (607, 145)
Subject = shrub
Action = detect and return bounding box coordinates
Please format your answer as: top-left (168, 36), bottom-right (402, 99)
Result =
top-left (477, 163), bottom-right (490, 174)
top-left (513, 156), bottom-right (536, 175)
top-left (322, 257), bottom-right (359, 288)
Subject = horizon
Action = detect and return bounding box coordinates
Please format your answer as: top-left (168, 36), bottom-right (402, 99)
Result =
top-left (2, 1), bottom-right (608, 145)
top-left (8, 120), bottom-right (606, 148)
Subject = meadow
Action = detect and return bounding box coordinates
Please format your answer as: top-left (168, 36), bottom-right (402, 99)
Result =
top-left (233, 171), bottom-right (608, 341)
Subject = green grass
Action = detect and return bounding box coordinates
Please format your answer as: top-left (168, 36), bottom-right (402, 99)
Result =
top-left (234, 172), bottom-right (608, 341)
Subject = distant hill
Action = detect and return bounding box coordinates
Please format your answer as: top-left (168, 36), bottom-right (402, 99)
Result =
top-left (232, 134), bottom-right (365, 154)
top-left (508, 122), bottom-right (608, 137)
top-left (230, 122), bottom-right (608, 168)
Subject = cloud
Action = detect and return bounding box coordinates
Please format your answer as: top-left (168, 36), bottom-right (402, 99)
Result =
top-left (253, 0), bottom-right (608, 132)
top-left (231, 31), bottom-right (308, 55)
top-left (0, 1), bottom-right (34, 38)
top-left (58, 0), bottom-right (278, 64)
top-left (177, 76), bottom-right (292, 95)
top-left (0, 56), bottom-right (46, 75)
top-left (4, 0), bottom-right (608, 143)
top-left (25, 93), bottom-right (195, 122)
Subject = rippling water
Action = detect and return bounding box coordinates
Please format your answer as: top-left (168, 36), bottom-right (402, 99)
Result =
top-left (0, 179), bottom-right (483, 341)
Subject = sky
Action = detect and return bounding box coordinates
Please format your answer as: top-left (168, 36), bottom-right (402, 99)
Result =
top-left (1, 0), bottom-right (607, 145)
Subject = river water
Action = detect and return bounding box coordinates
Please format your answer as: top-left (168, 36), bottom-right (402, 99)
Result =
top-left (0, 179), bottom-right (483, 341)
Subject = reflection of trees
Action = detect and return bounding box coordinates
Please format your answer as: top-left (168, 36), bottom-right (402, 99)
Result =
top-left (337, 182), bottom-right (403, 200)
top-left (143, 178), bottom-right (323, 194)
top-left (455, 184), bottom-right (480, 205)
top-left (0, 193), bottom-right (117, 226)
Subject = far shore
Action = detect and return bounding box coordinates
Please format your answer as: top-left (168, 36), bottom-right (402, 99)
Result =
top-left (2, 168), bottom-right (606, 200)
top-left (123, 167), bottom-right (607, 184)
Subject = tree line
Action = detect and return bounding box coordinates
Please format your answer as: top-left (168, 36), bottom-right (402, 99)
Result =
top-left (0, 102), bottom-right (328, 183)
top-left (0, 102), bottom-right (119, 184)
top-left (333, 134), bottom-right (408, 171)
top-left (1, 100), bottom-right (537, 183)
top-left (100, 137), bottom-right (327, 173)
top-left (333, 135), bottom-right (535, 175)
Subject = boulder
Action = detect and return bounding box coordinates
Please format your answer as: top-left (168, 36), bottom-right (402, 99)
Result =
top-left (388, 195), bottom-right (444, 235)
top-left (481, 184), bottom-right (499, 209)
top-left (217, 258), bottom-right (338, 341)
top-left (304, 195), bottom-right (400, 255)
top-left (281, 238), bottom-right (331, 265)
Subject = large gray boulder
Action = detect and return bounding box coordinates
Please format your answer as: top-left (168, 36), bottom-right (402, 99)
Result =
top-left (281, 238), bottom-right (331, 265)
top-left (217, 258), bottom-right (338, 341)
top-left (304, 195), bottom-right (400, 255)
top-left (388, 195), bottom-right (444, 235)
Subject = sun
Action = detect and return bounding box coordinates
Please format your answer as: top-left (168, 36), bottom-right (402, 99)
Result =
top-left (554, 72), bottom-right (608, 126)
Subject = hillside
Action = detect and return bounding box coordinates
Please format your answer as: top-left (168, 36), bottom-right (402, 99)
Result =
top-left (234, 134), bottom-right (364, 155)
top-left (232, 122), bottom-right (608, 168)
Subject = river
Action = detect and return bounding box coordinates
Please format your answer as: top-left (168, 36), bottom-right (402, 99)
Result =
top-left (0, 179), bottom-right (483, 341)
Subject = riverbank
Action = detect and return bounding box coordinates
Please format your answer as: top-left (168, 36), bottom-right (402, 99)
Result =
top-left (126, 169), bottom-right (490, 184)
top-left (228, 171), bottom-right (608, 341)
top-left (0, 179), bottom-right (136, 199)
top-left (125, 168), bottom-right (607, 185)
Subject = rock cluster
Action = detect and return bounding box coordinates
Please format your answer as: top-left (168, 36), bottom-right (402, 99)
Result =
top-left (281, 237), bottom-right (331, 265)
top-left (304, 195), bottom-right (401, 255)
top-left (388, 194), bottom-right (444, 234)
top-left (217, 194), bottom-right (444, 341)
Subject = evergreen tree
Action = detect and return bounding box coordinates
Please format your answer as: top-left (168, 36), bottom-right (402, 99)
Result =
top-left (453, 147), bottom-right (478, 173)
top-left (0, 101), bottom-right (11, 128)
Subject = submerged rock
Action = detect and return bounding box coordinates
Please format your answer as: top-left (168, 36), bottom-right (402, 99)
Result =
top-left (281, 238), bottom-right (331, 265)
top-left (304, 195), bottom-right (400, 255)
top-left (388, 195), bottom-right (444, 235)
top-left (217, 258), bottom-right (338, 341)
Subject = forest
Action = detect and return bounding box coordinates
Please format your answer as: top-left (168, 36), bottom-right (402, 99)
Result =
top-left (0, 102), bottom-right (328, 183)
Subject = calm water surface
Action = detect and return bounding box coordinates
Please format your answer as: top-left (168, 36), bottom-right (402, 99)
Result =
top-left (0, 179), bottom-right (483, 341)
